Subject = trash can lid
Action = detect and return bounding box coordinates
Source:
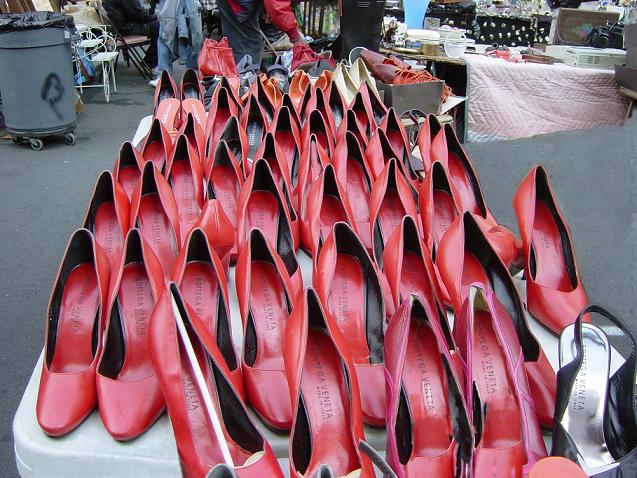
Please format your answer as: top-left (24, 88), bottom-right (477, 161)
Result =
top-left (0, 12), bottom-right (73, 33)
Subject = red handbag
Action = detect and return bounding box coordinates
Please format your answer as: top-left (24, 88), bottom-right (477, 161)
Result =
top-left (197, 37), bottom-right (238, 77)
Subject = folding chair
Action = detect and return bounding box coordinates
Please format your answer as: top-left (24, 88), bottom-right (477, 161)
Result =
top-left (96, 6), bottom-right (154, 80)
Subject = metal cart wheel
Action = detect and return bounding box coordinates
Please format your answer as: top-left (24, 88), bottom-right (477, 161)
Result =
top-left (64, 132), bottom-right (77, 145)
top-left (11, 136), bottom-right (23, 144)
top-left (29, 138), bottom-right (44, 151)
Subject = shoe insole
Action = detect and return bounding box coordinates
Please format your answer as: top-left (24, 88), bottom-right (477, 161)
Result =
top-left (156, 98), bottom-right (180, 131)
top-left (319, 194), bottom-right (348, 245)
top-left (118, 166), bottom-right (140, 201)
top-left (116, 263), bottom-right (155, 381)
top-left (432, 190), bottom-right (457, 247)
top-left (263, 157), bottom-right (286, 191)
top-left (399, 250), bottom-right (436, 309)
top-left (209, 109), bottom-right (232, 144)
top-left (345, 158), bottom-right (371, 225)
top-left (179, 334), bottom-right (251, 467)
top-left (447, 152), bottom-right (482, 217)
top-left (354, 111), bottom-right (370, 138)
top-left (93, 201), bottom-right (123, 262)
top-left (301, 328), bottom-right (359, 476)
top-left (472, 310), bottom-right (522, 449)
top-left (328, 254), bottom-right (369, 363)
top-left (209, 164), bottom-right (241, 229)
top-left (181, 261), bottom-right (220, 333)
top-left (137, 193), bottom-right (177, 277)
top-left (531, 201), bottom-right (572, 292)
top-left (182, 84), bottom-right (200, 100)
top-left (403, 321), bottom-right (452, 457)
top-left (246, 117), bottom-right (265, 161)
top-left (143, 141), bottom-right (167, 172)
top-left (170, 160), bottom-right (201, 233)
top-left (49, 263), bottom-right (99, 374)
top-left (559, 323), bottom-right (613, 470)
top-left (182, 99), bottom-right (206, 129)
top-left (386, 130), bottom-right (406, 160)
top-left (245, 191), bottom-right (279, 249)
top-left (331, 104), bottom-right (344, 129)
top-left (377, 191), bottom-right (406, 248)
top-left (248, 260), bottom-right (288, 370)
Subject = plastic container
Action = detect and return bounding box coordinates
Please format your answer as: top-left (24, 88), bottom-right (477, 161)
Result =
top-left (0, 12), bottom-right (77, 150)
top-left (403, 0), bottom-right (430, 29)
top-left (444, 37), bottom-right (468, 58)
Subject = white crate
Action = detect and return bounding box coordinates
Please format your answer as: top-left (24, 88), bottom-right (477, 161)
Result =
top-left (563, 47), bottom-right (627, 69)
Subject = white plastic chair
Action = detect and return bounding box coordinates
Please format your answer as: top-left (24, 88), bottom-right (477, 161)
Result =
top-left (74, 25), bottom-right (119, 102)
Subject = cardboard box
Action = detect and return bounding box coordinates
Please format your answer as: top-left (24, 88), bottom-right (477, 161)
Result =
top-left (548, 8), bottom-right (620, 46)
top-left (625, 24), bottom-right (637, 50)
top-left (615, 65), bottom-right (637, 91)
top-left (376, 80), bottom-right (443, 116)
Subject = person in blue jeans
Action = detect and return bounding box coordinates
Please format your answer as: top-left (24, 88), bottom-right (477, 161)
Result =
top-left (150, 0), bottom-right (203, 86)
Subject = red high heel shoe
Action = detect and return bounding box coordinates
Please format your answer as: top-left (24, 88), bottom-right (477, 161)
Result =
top-left (96, 228), bottom-right (165, 440)
top-left (380, 108), bottom-right (413, 178)
top-left (436, 212), bottom-right (557, 429)
top-left (332, 131), bottom-right (374, 251)
top-left (180, 68), bottom-right (206, 127)
top-left (165, 134), bottom-right (205, 242)
top-left (171, 228), bottom-right (243, 397)
top-left (113, 141), bottom-right (144, 201)
top-left (309, 87), bottom-right (337, 138)
top-left (191, 200), bottom-right (235, 272)
top-left (281, 93), bottom-right (302, 129)
top-left (296, 134), bottom-right (329, 227)
top-left (369, 158), bottom-right (419, 267)
top-left (236, 159), bottom-right (301, 290)
top-left (513, 165), bottom-right (588, 334)
top-left (289, 70), bottom-right (311, 112)
top-left (129, 161), bottom-right (181, 281)
top-left (37, 229), bottom-right (110, 436)
top-left (235, 229), bottom-right (296, 429)
top-left (336, 109), bottom-right (368, 150)
top-left (301, 109), bottom-right (334, 156)
top-left (206, 87), bottom-right (240, 149)
top-left (365, 127), bottom-right (410, 182)
top-left (315, 222), bottom-right (387, 426)
top-left (384, 294), bottom-right (472, 478)
top-left (456, 284), bottom-right (547, 475)
top-left (303, 163), bottom-right (358, 258)
top-left (217, 116), bottom-right (248, 171)
top-left (154, 70), bottom-right (181, 132)
top-left (82, 170), bottom-right (130, 267)
top-left (205, 141), bottom-right (244, 248)
top-left (248, 76), bottom-right (275, 122)
top-left (416, 114), bottom-right (444, 174)
top-left (250, 131), bottom-right (293, 192)
top-left (240, 95), bottom-right (268, 170)
top-left (178, 113), bottom-right (206, 166)
top-left (141, 118), bottom-right (173, 174)
top-left (328, 85), bottom-right (346, 132)
top-left (269, 105), bottom-right (302, 190)
top-left (419, 161), bottom-right (522, 269)
top-left (350, 83), bottom-right (387, 131)
top-left (283, 287), bottom-right (374, 477)
top-left (149, 283), bottom-right (285, 478)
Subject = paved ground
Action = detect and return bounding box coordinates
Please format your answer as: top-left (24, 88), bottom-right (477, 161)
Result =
top-left (1, 65), bottom-right (635, 477)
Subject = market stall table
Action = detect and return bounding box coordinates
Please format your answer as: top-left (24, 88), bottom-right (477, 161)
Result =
top-left (465, 54), bottom-right (630, 142)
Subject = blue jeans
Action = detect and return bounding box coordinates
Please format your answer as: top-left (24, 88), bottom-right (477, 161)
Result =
top-left (156, 37), bottom-right (198, 76)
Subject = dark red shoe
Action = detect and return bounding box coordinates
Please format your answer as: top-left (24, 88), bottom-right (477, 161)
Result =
top-left (240, 95), bottom-right (269, 169)
top-left (191, 199), bottom-right (236, 271)
top-left (178, 112), bottom-right (206, 165)
top-left (171, 228), bottom-right (243, 397)
top-left (315, 222), bottom-right (387, 426)
top-left (149, 283), bottom-right (285, 478)
top-left (82, 170), bottom-right (130, 267)
top-left (113, 141), bottom-right (144, 201)
top-left (96, 228), bottom-right (165, 440)
top-left (283, 287), bottom-right (374, 477)
top-left (513, 165), bottom-right (588, 334)
top-left (206, 86), bottom-right (239, 147)
top-left (269, 105), bottom-right (302, 190)
top-left (369, 158), bottom-right (419, 267)
top-left (301, 109), bottom-right (334, 156)
top-left (141, 118), bottom-right (173, 174)
top-left (332, 131), bottom-right (374, 251)
top-left (437, 212), bottom-right (557, 430)
top-left (455, 284), bottom-right (547, 475)
top-left (384, 294), bottom-right (472, 478)
top-left (129, 161), bottom-right (181, 281)
top-left (165, 134), bottom-right (205, 243)
top-left (303, 163), bottom-right (358, 258)
top-left (37, 229), bottom-right (110, 436)
top-left (235, 229), bottom-right (296, 429)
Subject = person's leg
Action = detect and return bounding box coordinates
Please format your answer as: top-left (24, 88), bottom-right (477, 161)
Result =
top-left (144, 20), bottom-right (160, 68)
top-left (156, 36), bottom-right (173, 75)
top-left (216, 0), bottom-right (262, 64)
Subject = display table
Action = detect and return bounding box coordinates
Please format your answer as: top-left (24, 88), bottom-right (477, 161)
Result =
top-left (465, 54), bottom-right (630, 142)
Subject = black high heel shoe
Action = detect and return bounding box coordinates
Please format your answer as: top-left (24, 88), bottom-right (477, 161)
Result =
top-left (552, 304), bottom-right (637, 477)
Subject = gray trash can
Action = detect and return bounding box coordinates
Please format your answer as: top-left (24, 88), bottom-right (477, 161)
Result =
top-left (0, 12), bottom-right (77, 150)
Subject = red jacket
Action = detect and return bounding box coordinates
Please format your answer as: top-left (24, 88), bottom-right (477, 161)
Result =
top-left (228, 0), bottom-right (301, 41)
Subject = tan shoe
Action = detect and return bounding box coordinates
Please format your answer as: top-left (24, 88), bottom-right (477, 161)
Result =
top-left (331, 62), bottom-right (358, 106)
top-left (348, 58), bottom-right (381, 102)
